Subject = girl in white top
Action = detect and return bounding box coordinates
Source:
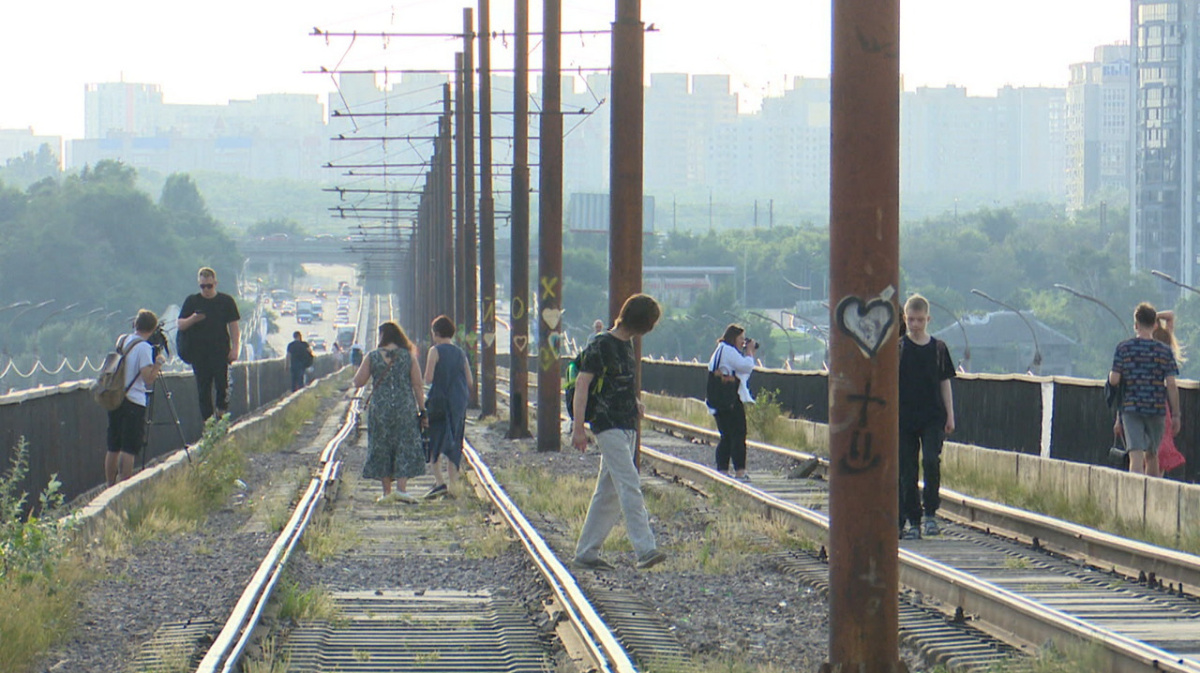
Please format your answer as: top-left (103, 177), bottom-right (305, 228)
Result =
top-left (707, 324), bottom-right (758, 479)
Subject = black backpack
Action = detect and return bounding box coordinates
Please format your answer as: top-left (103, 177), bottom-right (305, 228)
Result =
top-left (563, 350), bottom-right (605, 422)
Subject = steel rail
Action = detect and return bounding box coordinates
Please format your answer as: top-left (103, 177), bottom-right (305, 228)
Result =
top-left (195, 400), bottom-right (358, 673)
top-left (642, 411), bottom-right (1200, 596)
top-left (462, 439), bottom-right (638, 673)
top-left (636, 446), bottom-right (1200, 673)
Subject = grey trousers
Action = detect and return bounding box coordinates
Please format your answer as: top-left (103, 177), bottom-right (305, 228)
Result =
top-left (574, 429), bottom-right (657, 560)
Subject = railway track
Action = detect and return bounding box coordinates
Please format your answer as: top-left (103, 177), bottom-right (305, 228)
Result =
top-left (639, 411), bottom-right (1200, 673)
top-left (181, 298), bottom-right (642, 673)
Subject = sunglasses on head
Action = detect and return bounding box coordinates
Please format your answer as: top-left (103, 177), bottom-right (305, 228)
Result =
top-left (199, 283), bottom-right (214, 290)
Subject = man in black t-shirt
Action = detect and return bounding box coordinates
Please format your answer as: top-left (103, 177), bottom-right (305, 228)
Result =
top-left (178, 267), bottom-right (241, 421)
top-left (898, 294), bottom-right (956, 540)
top-left (286, 331), bottom-right (314, 392)
top-left (570, 294), bottom-right (668, 572)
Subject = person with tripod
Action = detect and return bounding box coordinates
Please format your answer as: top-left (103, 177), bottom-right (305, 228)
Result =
top-left (178, 267), bottom-right (240, 421)
top-left (106, 309), bottom-right (166, 486)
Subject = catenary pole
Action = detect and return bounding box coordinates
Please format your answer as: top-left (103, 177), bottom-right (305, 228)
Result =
top-left (536, 0), bottom-right (563, 452)
top-left (507, 0), bottom-right (533, 439)
top-left (441, 84), bottom-right (456, 319)
top-left (463, 7), bottom-right (480, 407)
top-left (455, 52), bottom-right (468, 332)
top-left (824, 0), bottom-right (902, 670)
top-left (610, 0), bottom-right (645, 462)
top-left (478, 0), bottom-right (498, 416)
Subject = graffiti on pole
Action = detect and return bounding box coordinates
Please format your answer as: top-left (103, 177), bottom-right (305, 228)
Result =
top-left (839, 379), bottom-right (886, 475)
top-left (834, 287), bottom-right (896, 359)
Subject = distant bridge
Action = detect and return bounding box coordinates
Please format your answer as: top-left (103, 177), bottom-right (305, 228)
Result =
top-left (240, 238), bottom-right (407, 285)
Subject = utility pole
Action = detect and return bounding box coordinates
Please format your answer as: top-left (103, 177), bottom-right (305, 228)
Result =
top-left (463, 8), bottom-right (480, 408)
top-left (536, 0), bottom-right (563, 452)
top-left (444, 82), bottom-right (456, 319)
top-left (609, 0), bottom-right (644, 324)
top-left (824, 0), bottom-right (902, 670)
top-left (478, 0), bottom-right (498, 417)
top-left (610, 0), bottom-right (645, 463)
top-left (769, 198), bottom-right (774, 228)
top-left (455, 54), bottom-right (467, 328)
top-left (507, 0), bottom-right (533, 439)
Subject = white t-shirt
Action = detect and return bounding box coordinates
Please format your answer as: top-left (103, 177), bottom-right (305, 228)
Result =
top-left (117, 334), bottom-right (155, 407)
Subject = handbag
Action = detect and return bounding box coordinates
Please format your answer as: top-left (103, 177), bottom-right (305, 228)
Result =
top-left (705, 346), bottom-right (740, 411)
top-left (1108, 433), bottom-right (1128, 467)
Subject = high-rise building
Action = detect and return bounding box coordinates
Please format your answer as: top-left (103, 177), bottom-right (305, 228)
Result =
top-left (1065, 44), bottom-right (1132, 212)
top-left (0, 128), bottom-right (62, 165)
top-left (1131, 0), bottom-right (1191, 282)
top-left (72, 82), bottom-right (327, 181)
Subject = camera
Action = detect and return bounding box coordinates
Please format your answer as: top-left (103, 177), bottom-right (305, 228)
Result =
top-left (744, 338), bottom-right (758, 351)
top-left (148, 324), bottom-right (171, 357)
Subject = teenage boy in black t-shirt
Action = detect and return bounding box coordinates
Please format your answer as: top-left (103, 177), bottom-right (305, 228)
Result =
top-left (898, 294), bottom-right (956, 540)
top-left (571, 294), bottom-right (667, 571)
top-left (178, 267), bottom-right (241, 421)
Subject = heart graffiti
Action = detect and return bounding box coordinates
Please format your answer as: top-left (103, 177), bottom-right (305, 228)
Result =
top-left (542, 308), bottom-right (562, 330)
top-left (513, 335), bottom-right (528, 352)
top-left (482, 332), bottom-right (496, 347)
top-left (835, 295), bottom-right (896, 359)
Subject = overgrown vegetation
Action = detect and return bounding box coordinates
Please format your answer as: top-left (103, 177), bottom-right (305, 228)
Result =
top-left (496, 463), bottom-right (815, 573)
top-left (0, 438), bottom-right (86, 673)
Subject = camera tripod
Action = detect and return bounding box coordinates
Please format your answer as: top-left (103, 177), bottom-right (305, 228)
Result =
top-left (140, 373), bottom-right (191, 469)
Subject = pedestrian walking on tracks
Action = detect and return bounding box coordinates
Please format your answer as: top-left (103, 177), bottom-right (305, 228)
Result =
top-left (898, 294), bottom-right (956, 540)
top-left (571, 294), bottom-right (667, 571)
top-left (706, 324), bottom-right (758, 481)
top-left (177, 267), bottom-right (240, 422)
top-left (1111, 303), bottom-right (1180, 477)
top-left (423, 315), bottom-right (472, 499)
top-left (1151, 312), bottom-right (1187, 477)
top-left (354, 321), bottom-right (427, 503)
top-left (286, 331), bottom-right (314, 392)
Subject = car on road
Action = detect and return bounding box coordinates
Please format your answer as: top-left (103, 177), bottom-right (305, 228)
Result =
top-left (280, 302), bottom-right (295, 316)
top-left (311, 337), bottom-right (328, 352)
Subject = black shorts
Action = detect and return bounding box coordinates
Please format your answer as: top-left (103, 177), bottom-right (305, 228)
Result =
top-left (107, 398), bottom-right (147, 455)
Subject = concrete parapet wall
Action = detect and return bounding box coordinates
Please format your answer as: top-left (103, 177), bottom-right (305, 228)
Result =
top-left (946, 440), bottom-right (1199, 544)
top-left (73, 374), bottom-right (336, 543)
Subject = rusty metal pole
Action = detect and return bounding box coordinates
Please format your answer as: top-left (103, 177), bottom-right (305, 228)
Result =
top-left (824, 0), bottom-right (902, 671)
top-left (478, 0), bottom-right (498, 417)
top-left (507, 0), bottom-right (533, 439)
top-left (441, 85), bottom-right (456, 319)
top-left (609, 0), bottom-right (644, 322)
top-left (455, 51), bottom-right (468, 329)
top-left (536, 0), bottom-right (563, 452)
top-left (610, 0), bottom-right (644, 462)
top-left (463, 7), bottom-right (480, 408)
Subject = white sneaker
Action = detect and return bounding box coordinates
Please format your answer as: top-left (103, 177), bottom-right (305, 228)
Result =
top-left (393, 491), bottom-right (418, 504)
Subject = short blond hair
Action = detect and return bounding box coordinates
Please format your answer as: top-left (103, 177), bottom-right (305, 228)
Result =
top-left (904, 294), bottom-right (929, 315)
top-left (198, 267), bottom-right (217, 280)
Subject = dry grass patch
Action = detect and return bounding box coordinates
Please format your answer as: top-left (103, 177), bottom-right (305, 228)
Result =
top-left (0, 558), bottom-right (88, 673)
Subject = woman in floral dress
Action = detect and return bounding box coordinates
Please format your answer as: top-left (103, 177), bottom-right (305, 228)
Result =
top-left (353, 321), bottom-right (427, 502)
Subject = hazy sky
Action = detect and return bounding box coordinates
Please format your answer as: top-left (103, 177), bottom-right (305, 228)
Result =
top-left (4, 0), bottom-right (1130, 141)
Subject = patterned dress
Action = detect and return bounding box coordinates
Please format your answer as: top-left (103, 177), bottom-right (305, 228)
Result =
top-left (362, 347), bottom-right (426, 480)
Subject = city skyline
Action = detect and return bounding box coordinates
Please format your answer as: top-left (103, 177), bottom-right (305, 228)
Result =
top-left (4, 0), bottom-right (1130, 141)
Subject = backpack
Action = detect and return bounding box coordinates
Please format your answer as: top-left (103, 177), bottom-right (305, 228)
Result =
top-left (94, 336), bottom-right (145, 411)
top-left (176, 329), bottom-right (193, 365)
top-left (564, 350), bottom-right (605, 422)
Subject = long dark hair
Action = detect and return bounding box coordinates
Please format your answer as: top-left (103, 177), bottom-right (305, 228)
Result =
top-left (720, 324), bottom-right (744, 347)
top-left (378, 321), bottom-right (414, 353)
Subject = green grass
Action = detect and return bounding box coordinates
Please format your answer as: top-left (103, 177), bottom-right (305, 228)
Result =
top-left (277, 579), bottom-right (341, 623)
